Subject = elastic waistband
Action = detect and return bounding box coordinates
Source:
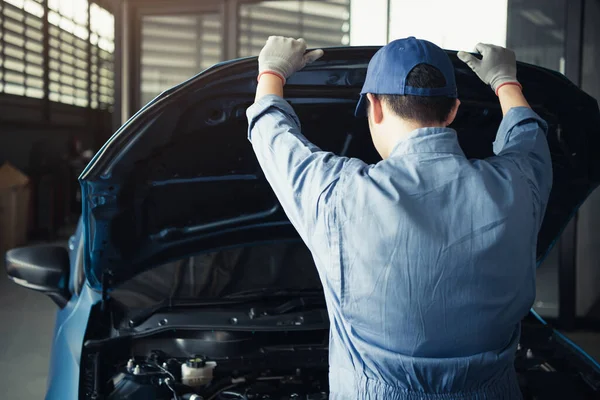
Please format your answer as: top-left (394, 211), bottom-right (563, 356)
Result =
top-left (329, 367), bottom-right (523, 400)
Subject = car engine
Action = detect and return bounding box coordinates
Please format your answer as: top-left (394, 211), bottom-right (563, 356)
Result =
top-left (102, 351), bottom-right (328, 400)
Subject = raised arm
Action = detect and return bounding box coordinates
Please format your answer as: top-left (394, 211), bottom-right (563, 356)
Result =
top-left (247, 37), bottom-right (350, 245)
top-left (458, 43), bottom-right (553, 227)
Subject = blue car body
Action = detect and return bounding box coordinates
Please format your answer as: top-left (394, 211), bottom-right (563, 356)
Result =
top-left (6, 47), bottom-right (600, 399)
top-left (46, 220), bottom-right (101, 398)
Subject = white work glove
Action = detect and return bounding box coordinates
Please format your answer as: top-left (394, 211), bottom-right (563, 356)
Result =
top-left (457, 43), bottom-right (521, 95)
top-left (258, 36), bottom-right (324, 84)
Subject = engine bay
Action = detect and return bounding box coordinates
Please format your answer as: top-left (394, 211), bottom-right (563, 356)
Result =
top-left (78, 244), bottom-right (600, 400)
top-left (105, 354), bottom-right (328, 400)
top-left (78, 311), bottom-right (600, 400)
top-left (82, 332), bottom-right (330, 400)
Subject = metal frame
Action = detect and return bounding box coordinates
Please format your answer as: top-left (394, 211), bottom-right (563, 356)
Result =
top-left (111, 0), bottom-right (121, 131)
top-left (42, 0), bottom-right (50, 120)
top-left (0, 1), bottom-right (4, 92)
top-left (386, 0), bottom-right (391, 43)
top-left (224, 0), bottom-right (240, 61)
top-left (565, 0), bottom-right (585, 86)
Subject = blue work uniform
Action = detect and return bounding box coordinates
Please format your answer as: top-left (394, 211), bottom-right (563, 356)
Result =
top-left (247, 94), bottom-right (552, 400)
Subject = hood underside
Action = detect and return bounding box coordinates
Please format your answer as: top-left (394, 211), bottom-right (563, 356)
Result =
top-left (79, 47), bottom-right (600, 290)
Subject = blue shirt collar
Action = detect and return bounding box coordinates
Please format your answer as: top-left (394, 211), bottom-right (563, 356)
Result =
top-left (389, 127), bottom-right (464, 157)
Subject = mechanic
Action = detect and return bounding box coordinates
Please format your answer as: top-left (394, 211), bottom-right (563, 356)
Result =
top-left (246, 36), bottom-right (552, 399)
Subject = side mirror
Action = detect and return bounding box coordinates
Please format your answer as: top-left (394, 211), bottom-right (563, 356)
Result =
top-left (5, 245), bottom-right (71, 308)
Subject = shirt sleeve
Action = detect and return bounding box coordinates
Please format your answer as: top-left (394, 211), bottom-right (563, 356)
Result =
top-left (246, 94), bottom-right (349, 245)
top-left (489, 106), bottom-right (553, 227)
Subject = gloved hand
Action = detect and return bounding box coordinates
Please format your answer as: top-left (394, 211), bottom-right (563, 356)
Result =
top-left (258, 36), bottom-right (324, 84)
top-left (457, 43), bottom-right (521, 95)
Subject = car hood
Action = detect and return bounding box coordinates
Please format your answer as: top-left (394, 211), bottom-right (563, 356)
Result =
top-left (80, 47), bottom-right (600, 290)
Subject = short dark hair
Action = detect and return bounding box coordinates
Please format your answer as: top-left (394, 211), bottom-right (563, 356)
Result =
top-left (371, 64), bottom-right (456, 125)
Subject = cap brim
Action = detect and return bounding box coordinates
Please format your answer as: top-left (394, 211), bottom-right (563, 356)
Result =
top-left (355, 94), bottom-right (368, 117)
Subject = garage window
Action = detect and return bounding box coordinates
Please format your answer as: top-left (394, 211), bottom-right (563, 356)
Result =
top-left (237, 0), bottom-right (351, 58)
top-left (0, 0), bottom-right (45, 98)
top-left (0, 0), bottom-right (114, 109)
top-left (507, 0), bottom-right (566, 73)
top-left (140, 13), bottom-right (223, 107)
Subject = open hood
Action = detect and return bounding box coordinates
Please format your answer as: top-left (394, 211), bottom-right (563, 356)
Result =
top-left (80, 47), bottom-right (600, 290)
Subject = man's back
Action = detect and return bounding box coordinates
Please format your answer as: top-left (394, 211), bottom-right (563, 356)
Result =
top-left (340, 127), bottom-right (536, 359)
top-left (326, 125), bottom-right (541, 397)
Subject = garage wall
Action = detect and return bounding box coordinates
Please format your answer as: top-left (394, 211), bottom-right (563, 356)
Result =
top-left (0, 0), bottom-right (115, 236)
top-left (0, 92), bottom-right (111, 236)
top-left (0, 95), bottom-right (110, 170)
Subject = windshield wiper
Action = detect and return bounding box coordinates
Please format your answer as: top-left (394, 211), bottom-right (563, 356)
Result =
top-left (126, 298), bottom-right (245, 328)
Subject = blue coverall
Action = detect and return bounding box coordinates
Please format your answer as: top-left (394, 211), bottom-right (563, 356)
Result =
top-left (247, 94), bottom-right (552, 399)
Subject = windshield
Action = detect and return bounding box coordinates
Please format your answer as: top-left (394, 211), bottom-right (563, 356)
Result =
top-left (110, 241), bottom-right (323, 310)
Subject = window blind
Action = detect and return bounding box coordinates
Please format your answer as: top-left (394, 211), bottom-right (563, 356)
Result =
top-left (238, 0), bottom-right (350, 58)
top-left (140, 13), bottom-right (223, 107)
top-left (0, 0), bottom-right (114, 109)
top-left (0, 0), bottom-right (45, 98)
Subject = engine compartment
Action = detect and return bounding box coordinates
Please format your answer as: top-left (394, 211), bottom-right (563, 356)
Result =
top-left (106, 354), bottom-right (328, 400)
top-left (79, 311), bottom-right (600, 400)
top-left (82, 330), bottom-right (330, 400)
top-left (77, 239), bottom-right (600, 399)
top-left (79, 240), bottom-right (600, 400)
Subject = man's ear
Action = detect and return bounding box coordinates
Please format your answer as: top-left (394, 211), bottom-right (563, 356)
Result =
top-left (366, 93), bottom-right (384, 124)
top-left (445, 98), bottom-right (461, 126)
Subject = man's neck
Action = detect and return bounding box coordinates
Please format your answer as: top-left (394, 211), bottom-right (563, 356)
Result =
top-left (380, 119), bottom-right (447, 158)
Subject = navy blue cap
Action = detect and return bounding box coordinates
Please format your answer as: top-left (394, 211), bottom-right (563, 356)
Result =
top-left (355, 37), bottom-right (457, 117)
